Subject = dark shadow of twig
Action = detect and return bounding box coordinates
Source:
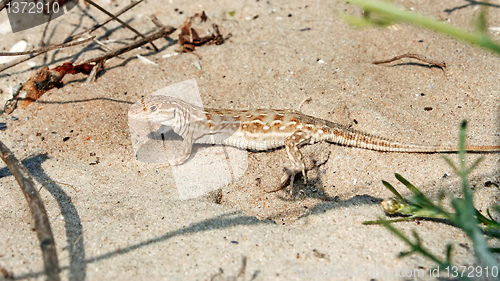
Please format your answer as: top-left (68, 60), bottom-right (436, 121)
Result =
top-left (25, 97), bottom-right (134, 105)
top-left (444, 0), bottom-right (500, 14)
top-left (12, 211), bottom-right (271, 280)
top-left (298, 194), bottom-right (383, 220)
top-left (0, 154), bottom-right (86, 281)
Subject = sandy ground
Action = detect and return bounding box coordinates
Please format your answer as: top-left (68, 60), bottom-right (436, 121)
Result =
top-left (1, 0), bottom-right (500, 280)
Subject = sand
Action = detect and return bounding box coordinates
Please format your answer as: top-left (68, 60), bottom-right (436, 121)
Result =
top-left (1, 0), bottom-right (499, 280)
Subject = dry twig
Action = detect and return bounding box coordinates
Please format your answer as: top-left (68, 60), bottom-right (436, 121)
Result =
top-left (0, 36), bottom-right (95, 56)
top-left (84, 0), bottom-right (158, 51)
top-left (373, 53), bottom-right (447, 71)
top-left (86, 60), bottom-right (102, 83)
top-left (66, 0), bottom-right (144, 42)
top-left (0, 0), bottom-right (13, 12)
top-left (0, 36), bottom-right (95, 73)
top-left (81, 26), bottom-right (176, 64)
top-left (149, 14), bottom-right (165, 28)
top-left (3, 26), bottom-right (175, 113)
top-left (0, 54), bottom-right (40, 73)
top-left (0, 141), bottom-right (60, 281)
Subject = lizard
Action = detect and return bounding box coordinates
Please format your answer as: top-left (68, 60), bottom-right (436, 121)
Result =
top-left (128, 95), bottom-right (500, 196)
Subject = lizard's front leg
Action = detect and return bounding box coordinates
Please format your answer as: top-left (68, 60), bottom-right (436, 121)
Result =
top-left (279, 130), bottom-right (310, 196)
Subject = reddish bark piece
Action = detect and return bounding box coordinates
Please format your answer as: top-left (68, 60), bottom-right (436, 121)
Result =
top-left (4, 62), bottom-right (94, 113)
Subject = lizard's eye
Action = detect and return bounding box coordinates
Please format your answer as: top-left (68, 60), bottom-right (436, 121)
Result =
top-left (149, 105), bottom-right (157, 112)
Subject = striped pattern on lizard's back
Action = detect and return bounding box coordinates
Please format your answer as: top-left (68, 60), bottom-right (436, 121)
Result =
top-left (128, 95), bottom-right (500, 196)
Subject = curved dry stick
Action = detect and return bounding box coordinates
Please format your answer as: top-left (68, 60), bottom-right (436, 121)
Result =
top-left (0, 36), bottom-right (95, 56)
top-left (0, 141), bottom-right (60, 281)
top-left (373, 53), bottom-right (447, 71)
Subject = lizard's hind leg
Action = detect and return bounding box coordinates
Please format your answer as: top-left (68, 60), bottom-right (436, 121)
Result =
top-left (280, 130), bottom-right (310, 196)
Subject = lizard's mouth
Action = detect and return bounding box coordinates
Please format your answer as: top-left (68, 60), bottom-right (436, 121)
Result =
top-left (128, 104), bottom-right (158, 120)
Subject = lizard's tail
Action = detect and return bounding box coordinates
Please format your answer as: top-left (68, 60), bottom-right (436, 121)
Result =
top-left (325, 124), bottom-right (500, 153)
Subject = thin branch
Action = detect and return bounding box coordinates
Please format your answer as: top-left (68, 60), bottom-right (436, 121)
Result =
top-left (0, 36), bottom-right (96, 73)
top-left (66, 0), bottom-right (144, 42)
top-left (86, 60), bottom-right (102, 83)
top-left (92, 38), bottom-right (113, 51)
top-left (0, 0), bottom-right (13, 12)
top-left (149, 14), bottom-right (165, 28)
top-left (373, 53), bottom-right (447, 71)
top-left (84, 0), bottom-right (158, 51)
top-left (0, 141), bottom-right (60, 281)
top-left (0, 36), bottom-right (96, 56)
top-left (81, 26), bottom-right (176, 64)
top-left (0, 54), bottom-right (40, 73)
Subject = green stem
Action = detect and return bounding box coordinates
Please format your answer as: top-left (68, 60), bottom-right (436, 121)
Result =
top-left (339, 0), bottom-right (500, 53)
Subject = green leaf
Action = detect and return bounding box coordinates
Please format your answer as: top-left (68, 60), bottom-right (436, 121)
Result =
top-left (441, 155), bottom-right (459, 175)
top-left (363, 216), bottom-right (417, 225)
top-left (398, 250), bottom-right (415, 258)
top-left (445, 244), bottom-right (453, 264)
top-left (395, 173), bottom-right (423, 196)
top-left (339, 0), bottom-right (500, 53)
top-left (466, 156), bottom-right (485, 174)
top-left (474, 5), bottom-right (488, 33)
top-left (338, 13), bottom-right (375, 27)
top-left (382, 179), bottom-right (408, 204)
top-left (489, 248), bottom-right (500, 253)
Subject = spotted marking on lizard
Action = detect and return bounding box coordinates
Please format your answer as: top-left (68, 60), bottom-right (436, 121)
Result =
top-left (129, 95), bottom-right (500, 196)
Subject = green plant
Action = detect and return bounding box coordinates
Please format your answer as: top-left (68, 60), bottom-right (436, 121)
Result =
top-left (365, 121), bottom-right (500, 280)
top-left (337, 2), bottom-right (500, 277)
top-left (338, 0), bottom-right (500, 54)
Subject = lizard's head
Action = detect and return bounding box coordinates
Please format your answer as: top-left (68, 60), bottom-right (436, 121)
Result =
top-left (128, 95), bottom-right (189, 127)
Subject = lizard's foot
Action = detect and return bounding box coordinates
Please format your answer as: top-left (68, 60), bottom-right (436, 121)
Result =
top-left (277, 166), bottom-right (306, 197)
